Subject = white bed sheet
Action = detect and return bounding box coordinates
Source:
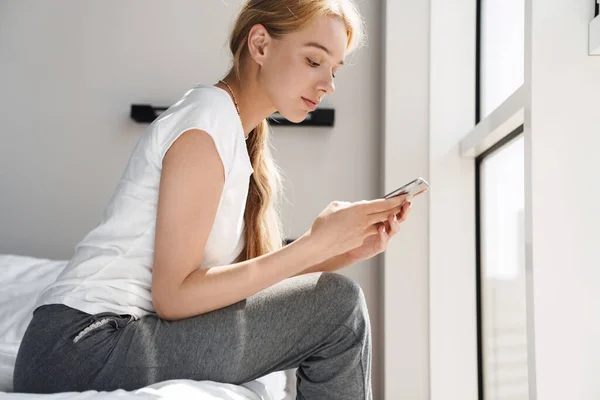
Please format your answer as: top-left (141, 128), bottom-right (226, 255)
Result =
top-left (0, 379), bottom-right (271, 400)
top-left (0, 254), bottom-right (289, 400)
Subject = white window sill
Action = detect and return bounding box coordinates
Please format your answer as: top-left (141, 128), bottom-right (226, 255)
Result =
top-left (460, 85), bottom-right (525, 158)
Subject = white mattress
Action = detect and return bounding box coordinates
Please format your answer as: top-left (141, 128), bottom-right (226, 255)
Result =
top-left (0, 254), bottom-right (290, 400)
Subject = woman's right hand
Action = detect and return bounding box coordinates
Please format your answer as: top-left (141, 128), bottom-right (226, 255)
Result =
top-left (305, 195), bottom-right (408, 260)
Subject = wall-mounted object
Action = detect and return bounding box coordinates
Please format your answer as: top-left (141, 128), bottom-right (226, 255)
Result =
top-left (130, 104), bottom-right (334, 126)
top-left (130, 105), bottom-right (168, 123)
top-left (268, 109), bottom-right (335, 127)
top-left (590, 0), bottom-right (600, 55)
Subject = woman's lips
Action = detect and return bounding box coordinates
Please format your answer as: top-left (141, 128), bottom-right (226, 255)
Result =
top-left (302, 97), bottom-right (318, 111)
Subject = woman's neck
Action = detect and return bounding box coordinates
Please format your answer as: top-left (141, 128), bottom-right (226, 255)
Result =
top-left (216, 72), bottom-right (277, 137)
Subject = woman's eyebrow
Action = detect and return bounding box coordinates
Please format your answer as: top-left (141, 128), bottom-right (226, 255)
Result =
top-left (303, 42), bottom-right (344, 65)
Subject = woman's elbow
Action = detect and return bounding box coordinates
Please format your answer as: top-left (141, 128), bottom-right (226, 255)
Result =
top-left (151, 287), bottom-right (178, 320)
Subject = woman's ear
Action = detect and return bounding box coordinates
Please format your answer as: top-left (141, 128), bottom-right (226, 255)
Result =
top-left (247, 24), bottom-right (271, 66)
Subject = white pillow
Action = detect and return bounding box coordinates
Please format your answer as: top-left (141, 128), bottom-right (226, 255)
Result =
top-left (0, 254), bottom-right (67, 392)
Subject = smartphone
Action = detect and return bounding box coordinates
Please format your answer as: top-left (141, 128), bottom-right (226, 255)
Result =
top-left (382, 177), bottom-right (429, 201)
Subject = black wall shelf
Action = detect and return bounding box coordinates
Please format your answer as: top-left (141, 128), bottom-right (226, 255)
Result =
top-left (130, 104), bottom-right (335, 127)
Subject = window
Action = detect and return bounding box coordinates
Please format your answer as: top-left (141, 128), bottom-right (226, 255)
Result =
top-left (475, 0), bottom-right (528, 399)
top-left (476, 128), bottom-right (529, 400)
top-left (477, 0), bottom-right (525, 121)
top-left (428, 0), bottom-right (531, 396)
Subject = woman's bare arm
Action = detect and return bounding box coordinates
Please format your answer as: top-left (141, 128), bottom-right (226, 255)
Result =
top-left (151, 129), bottom-right (328, 321)
top-left (292, 252), bottom-right (354, 277)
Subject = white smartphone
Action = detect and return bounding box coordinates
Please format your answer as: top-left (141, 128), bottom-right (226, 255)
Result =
top-left (382, 177), bottom-right (429, 201)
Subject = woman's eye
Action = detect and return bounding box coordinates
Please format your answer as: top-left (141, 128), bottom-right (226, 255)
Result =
top-left (307, 58), bottom-right (320, 67)
top-left (307, 57), bottom-right (336, 78)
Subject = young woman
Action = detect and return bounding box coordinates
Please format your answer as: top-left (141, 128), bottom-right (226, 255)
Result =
top-left (14, 1), bottom-right (412, 398)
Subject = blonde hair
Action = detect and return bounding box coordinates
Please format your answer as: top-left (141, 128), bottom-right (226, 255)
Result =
top-left (230, 0), bottom-right (366, 262)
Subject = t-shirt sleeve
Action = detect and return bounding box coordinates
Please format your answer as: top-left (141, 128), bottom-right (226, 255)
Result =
top-left (155, 103), bottom-right (236, 179)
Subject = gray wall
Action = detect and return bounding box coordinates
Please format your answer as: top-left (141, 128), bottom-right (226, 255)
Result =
top-left (0, 0), bottom-right (385, 397)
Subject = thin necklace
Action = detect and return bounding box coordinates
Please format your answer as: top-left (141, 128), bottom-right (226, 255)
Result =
top-left (218, 79), bottom-right (248, 140)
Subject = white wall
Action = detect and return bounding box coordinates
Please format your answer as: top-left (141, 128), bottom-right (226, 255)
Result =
top-left (526, 0), bottom-right (600, 398)
top-left (429, 0), bottom-right (479, 397)
top-left (0, 0), bottom-right (236, 259)
top-left (382, 0), bottom-right (431, 398)
top-left (0, 0), bottom-right (386, 398)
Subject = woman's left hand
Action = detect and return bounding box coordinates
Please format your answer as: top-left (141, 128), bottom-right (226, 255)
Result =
top-left (344, 200), bottom-right (412, 263)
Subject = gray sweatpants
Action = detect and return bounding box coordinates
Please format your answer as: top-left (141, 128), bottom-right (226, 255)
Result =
top-left (13, 272), bottom-right (372, 399)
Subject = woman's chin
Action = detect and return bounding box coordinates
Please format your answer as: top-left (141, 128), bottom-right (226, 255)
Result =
top-left (278, 110), bottom-right (310, 124)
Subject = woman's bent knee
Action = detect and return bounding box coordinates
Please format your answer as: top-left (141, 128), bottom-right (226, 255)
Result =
top-left (315, 273), bottom-right (369, 330)
top-left (319, 272), bottom-right (363, 300)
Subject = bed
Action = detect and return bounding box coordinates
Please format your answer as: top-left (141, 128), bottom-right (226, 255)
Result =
top-left (0, 254), bottom-right (293, 400)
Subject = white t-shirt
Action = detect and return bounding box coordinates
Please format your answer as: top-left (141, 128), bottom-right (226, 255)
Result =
top-left (35, 84), bottom-right (254, 319)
